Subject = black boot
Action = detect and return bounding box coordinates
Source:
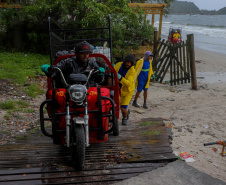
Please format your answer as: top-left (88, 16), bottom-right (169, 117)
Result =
top-left (143, 102), bottom-right (148, 109)
top-left (132, 100), bottom-right (140, 108)
top-left (122, 119), bottom-right (127, 125)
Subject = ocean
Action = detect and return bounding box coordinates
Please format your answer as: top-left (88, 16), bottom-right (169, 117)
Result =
top-left (148, 14), bottom-right (226, 55)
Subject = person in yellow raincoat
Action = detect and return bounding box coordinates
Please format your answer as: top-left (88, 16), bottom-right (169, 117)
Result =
top-left (114, 54), bottom-right (136, 125)
top-left (173, 30), bottom-right (181, 39)
top-left (132, 51), bottom-right (154, 109)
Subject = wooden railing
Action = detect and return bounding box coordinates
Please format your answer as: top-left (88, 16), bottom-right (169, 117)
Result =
top-left (152, 34), bottom-right (197, 89)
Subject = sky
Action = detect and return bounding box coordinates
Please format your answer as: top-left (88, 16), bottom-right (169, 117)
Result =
top-left (177, 0), bottom-right (226, 11)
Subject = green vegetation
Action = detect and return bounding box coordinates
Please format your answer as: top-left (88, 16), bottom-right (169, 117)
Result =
top-left (0, 0), bottom-right (177, 58)
top-left (15, 100), bottom-right (29, 108)
top-left (139, 121), bottom-right (160, 126)
top-left (0, 100), bottom-right (35, 116)
top-left (0, 52), bottom-right (48, 98)
top-left (30, 127), bottom-right (41, 134)
top-left (2, 131), bottom-right (9, 134)
top-left (140, 130), bottom-right (162, 135)
top-left (0, 0), bottom-right (154, 57)
top-left (20, 83), bottom-right (45, 98)
top-left (4, 114), bottom-right (11, 120)
top-left (0, 52), bottom-right (49, 84)
top-left (1, 100), bottom-right (26, 110)
top-left (0, 100), bottom-right (15, 110)
top-left (16, 135), bottom-right (30, 141)
top-left (23, 108), bottom-right (35, 113)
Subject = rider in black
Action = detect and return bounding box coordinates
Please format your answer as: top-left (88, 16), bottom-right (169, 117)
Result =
top-left (41, 41), bottom-right (105, 87)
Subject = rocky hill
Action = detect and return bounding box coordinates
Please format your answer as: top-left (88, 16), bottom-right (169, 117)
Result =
top-left (168, 0), bottom-right (226, 15)
top-left (168, 1), bottom-right (200, 14)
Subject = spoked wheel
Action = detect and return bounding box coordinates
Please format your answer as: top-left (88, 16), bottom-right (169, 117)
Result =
top-left (113, 115), bottom-right (119, 136)
top-left (71, 124), bottom-right (85, 170)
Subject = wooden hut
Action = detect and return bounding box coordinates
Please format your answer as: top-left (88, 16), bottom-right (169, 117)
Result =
top-left (128, 3), bottom-right (166, 57)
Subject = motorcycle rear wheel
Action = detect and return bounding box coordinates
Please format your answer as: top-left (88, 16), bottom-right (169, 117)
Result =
top-left (71, 124), bottom-right (85, 169)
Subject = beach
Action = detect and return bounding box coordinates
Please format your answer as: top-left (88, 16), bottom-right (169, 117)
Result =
top-left (123, 47), bottom-right (226, 183)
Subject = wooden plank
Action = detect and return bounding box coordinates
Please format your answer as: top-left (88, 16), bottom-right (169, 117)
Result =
top-left (0, 117), bottom-right (176, 184)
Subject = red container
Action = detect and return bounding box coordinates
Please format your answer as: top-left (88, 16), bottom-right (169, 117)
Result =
top-left (46, 87), bottom-right (111, 145)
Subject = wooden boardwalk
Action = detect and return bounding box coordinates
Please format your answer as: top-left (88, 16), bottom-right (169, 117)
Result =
top-left (0, 117), bottom-right (177, 184)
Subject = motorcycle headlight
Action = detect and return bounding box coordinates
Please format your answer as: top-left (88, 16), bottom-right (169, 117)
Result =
top-left (68, 85), bottom-right (87, 103)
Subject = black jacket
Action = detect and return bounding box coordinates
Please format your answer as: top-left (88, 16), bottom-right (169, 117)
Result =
top-left (54, 57), bottom-right (101, 87)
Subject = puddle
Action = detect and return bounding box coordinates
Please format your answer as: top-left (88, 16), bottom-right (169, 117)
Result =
top-left (197, 72), bottom-right (226, 84)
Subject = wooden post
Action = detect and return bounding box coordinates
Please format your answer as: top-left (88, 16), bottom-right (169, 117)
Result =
top-left (152, 13), bottom-right (155, 26)
top-left (154, 31), bottom-right (158, 48)
top-left (158, 11), bottom-right (163, 39)
top-left (187, 34), bottom-right (197, 90)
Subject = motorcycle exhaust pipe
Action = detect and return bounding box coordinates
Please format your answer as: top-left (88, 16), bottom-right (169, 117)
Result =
top-left (84, 102), bottom-right (90, 147)
top-left (66, 104), bottom-right (71, 148)
top-left (84, 114), bottom-right (89, 147)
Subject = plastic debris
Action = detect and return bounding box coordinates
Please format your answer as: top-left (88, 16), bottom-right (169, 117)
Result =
top-left (179, 152), bottom-right (195, 162)
top-left (212, 163), bottom-right (218, 167)
top-left (212, 148), bottom-right (217, 152)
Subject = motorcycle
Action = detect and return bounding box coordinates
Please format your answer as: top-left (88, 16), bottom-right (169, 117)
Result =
top-left (168, 27), bottom-right (182, 44)
top-left (40, 53), bottom-right (120, 169)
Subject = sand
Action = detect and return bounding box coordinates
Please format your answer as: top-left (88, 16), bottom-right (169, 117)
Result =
top-left (126, 48), bottom-right (226, 182)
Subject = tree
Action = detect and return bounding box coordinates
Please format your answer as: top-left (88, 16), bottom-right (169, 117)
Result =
top-left (0, 0), bottom-right (154, 58)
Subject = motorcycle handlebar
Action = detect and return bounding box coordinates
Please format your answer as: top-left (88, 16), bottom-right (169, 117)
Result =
top-left (52, 66), bottom-right (69, 88)
top-left (52, 66), bottom-right (100, 88)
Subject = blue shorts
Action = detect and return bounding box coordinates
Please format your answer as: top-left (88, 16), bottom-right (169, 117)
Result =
top-left (121, 105), bottom-right (128, 109)
top-left (137, 80), bottom-right (148, 92)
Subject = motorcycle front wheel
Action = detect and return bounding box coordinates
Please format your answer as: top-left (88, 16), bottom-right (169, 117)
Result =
top-left (113, 115), bottom-right (119, 136)
top-left (71, 124), bottom-right (85, 169)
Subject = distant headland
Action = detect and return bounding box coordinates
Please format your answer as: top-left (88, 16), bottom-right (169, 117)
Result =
top-left (168, 1), bottom-right (226, 15)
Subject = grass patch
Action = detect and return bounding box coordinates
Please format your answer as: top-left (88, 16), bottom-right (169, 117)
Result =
top-left (0, 100), bottom-right (35, 114)
top-left (20, 83), bottom-right (45, 98)
top-left (2, 131), bottom-right (9, 134)
top-left (139, 121), bottom-right (161, 126)
top-left (4, 114), bottom-right (11, 120)
top-left (30, 127), bottom-right (41, 134)
top-left (18, 115), bottom-right (24, 119)
top-left (23, 108), bottom-right (35, 113)
top-left (0, 100), bottom-right (15, 109)
top-left (15, 100), bottom-right (29, 108)
top-left (6, 110), bottom-right (12, 114)
top-left (16, 135), bottom-right (30, 141)
top-left (0, 52), bottom-right (48, 98)
top-left (140, 130), bottom-right (162, 135)
top-left (0, 52), bottom-right (49, 84)
top-left (26, 83), bottom-right (45, 98)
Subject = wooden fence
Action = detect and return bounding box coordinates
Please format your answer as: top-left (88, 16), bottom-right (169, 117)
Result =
top-left (152, 34), bottom-right (197, 89)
